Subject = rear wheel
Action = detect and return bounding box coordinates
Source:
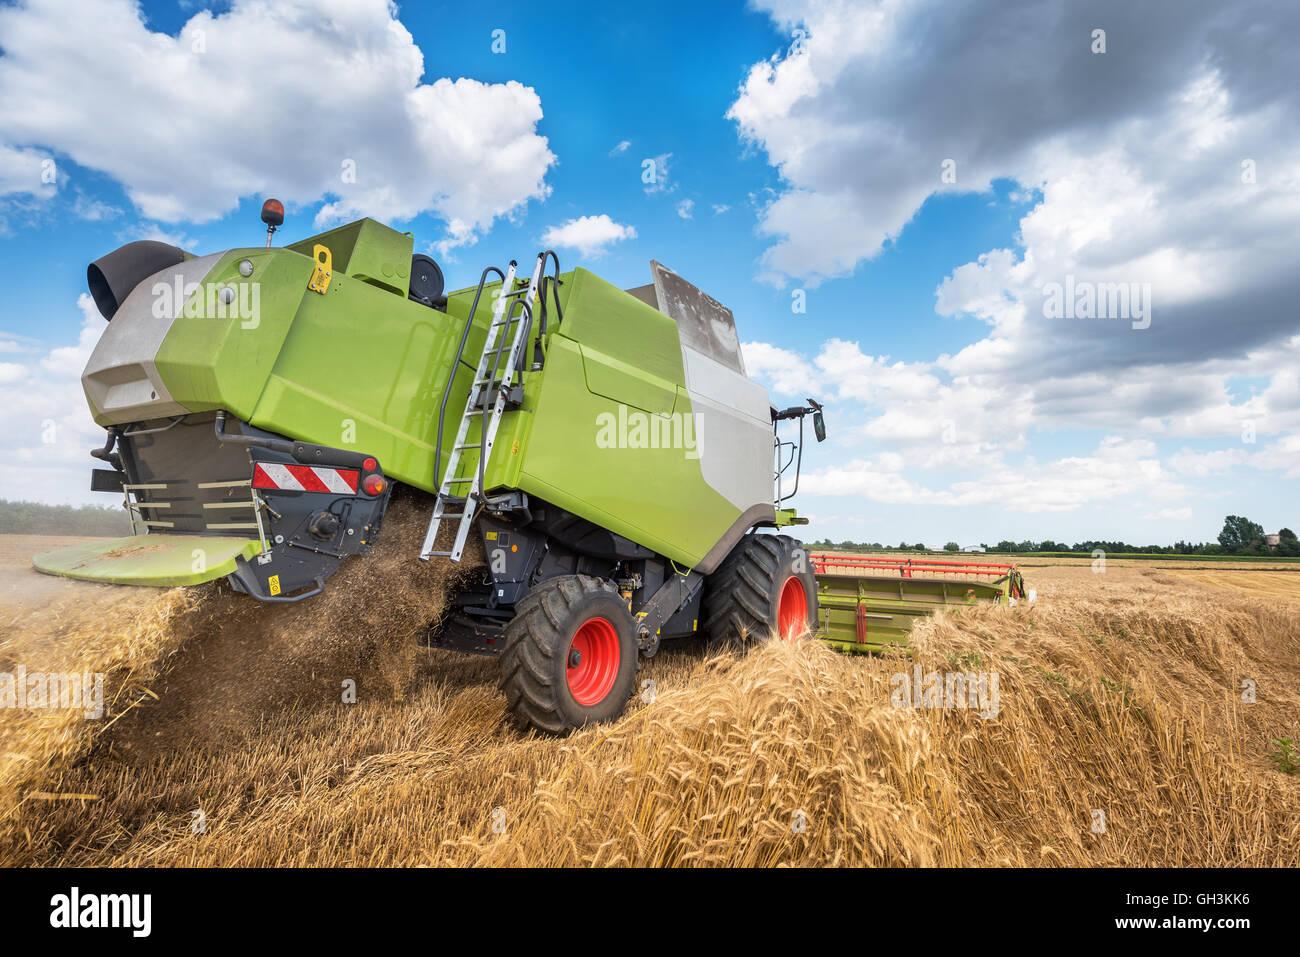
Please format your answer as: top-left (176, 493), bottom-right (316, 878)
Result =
top-left (702, 533), bottom-right (817, 647)
top-left (499, 575), bottom-right (639, 734)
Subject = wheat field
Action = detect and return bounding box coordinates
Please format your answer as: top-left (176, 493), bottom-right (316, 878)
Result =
top-left (1, 502), bottom-right (1298, 867)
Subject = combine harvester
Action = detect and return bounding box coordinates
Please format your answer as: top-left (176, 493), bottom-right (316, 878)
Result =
top-left (34, 203), bottom-right (1026, 732)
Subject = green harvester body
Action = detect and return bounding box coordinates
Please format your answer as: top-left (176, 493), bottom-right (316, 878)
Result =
top-left (34, 213), bottom-right (1025, 707)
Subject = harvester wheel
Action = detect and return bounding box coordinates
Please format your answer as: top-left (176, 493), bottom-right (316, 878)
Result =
top-left (702, 534), bottom-right (817, 648)
top-left (499, 575), bottom-right (639, 734)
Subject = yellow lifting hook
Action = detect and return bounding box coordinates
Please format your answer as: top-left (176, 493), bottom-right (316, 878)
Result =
top-left (308, 244), bottom-right (333, 294)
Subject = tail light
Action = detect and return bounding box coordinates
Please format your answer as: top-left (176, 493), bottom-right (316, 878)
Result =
top-left (362, 474), bottom-right (387, 496)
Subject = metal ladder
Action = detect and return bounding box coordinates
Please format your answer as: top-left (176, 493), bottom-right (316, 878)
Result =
top-left (420, 255), bottom-right (544, 562)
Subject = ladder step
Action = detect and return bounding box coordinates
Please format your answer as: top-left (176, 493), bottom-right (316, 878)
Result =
top-left (423, 253), bottom-right (543, 566)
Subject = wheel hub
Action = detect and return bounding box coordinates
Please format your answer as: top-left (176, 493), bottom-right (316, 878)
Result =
top-left (777, 576), bottom-right (809, 641)
top-left (566, 616), bottom-right (620, 706)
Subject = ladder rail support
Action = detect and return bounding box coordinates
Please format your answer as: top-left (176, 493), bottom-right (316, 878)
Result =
top-left (421, 253), bottom-right (549, 563)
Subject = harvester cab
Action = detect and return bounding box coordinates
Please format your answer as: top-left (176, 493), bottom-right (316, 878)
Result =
top-left (33, 202), bottom-right (1023, 733)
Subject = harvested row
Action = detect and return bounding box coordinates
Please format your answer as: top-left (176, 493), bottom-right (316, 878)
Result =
top-left (2, 538), bottom-right (1297, 866)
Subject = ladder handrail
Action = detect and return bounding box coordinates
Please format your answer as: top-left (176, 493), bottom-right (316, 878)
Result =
top-left (421, 259), bottom-right (519, 560)
top-left (472, 297), bottom-right (532, 499)
top-left (421, 253), bottom-right (546, 562)
top-left (433, 264), bottom-right (506, 483)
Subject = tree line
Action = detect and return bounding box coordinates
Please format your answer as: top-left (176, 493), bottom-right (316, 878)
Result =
top-left (812, 515), bottom-right (1299, 557)
top-left (0, 499), bottom-right (132, 536)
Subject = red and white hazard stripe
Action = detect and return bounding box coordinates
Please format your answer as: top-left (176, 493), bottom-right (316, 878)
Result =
top-left (253, 463), bottom-right (360, 494)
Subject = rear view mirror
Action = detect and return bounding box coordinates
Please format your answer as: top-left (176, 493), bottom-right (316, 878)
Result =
top-left (813, 410), bottom-right (826, 442)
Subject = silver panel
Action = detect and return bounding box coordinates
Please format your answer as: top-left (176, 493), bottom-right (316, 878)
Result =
top-left (82, 252), bottom-right (224, 423)
top-left (682, 345), bottom-right (773, 512)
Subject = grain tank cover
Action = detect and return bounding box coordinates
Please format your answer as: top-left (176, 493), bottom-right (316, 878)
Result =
top-left (647, 260), bottom-right (747, 375)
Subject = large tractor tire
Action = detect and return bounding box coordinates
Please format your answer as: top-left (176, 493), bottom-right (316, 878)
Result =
top-left (499, 574), bottom-right (640, 734)
top-left (702, 533), bottom-right (817, 647)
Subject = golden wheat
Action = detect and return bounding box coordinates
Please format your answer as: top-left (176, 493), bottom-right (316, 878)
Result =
top-left (2, 523), bottom-right (1297, 866)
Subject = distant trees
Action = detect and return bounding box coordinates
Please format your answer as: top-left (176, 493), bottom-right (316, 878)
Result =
top-left (1218, 515), bottom-right (1267, 554)
top-left (0, 499), bottom-right (130, 536)
top-left (805, 516), bottom-right (1293, 556)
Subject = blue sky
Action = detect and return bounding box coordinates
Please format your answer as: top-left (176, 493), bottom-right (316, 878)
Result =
top-left (1, 0), bottom-right (1298, 547)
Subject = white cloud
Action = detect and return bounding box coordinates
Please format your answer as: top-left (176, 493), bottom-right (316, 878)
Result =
top-left (0, 0), bottom-right (555, 251)
top-left (118, 222), bottom-right (198, 250)
top-left (742, 341), bottom-right (818, 397)
top-left (0, 334), bottom-right (36, 355)
top-left (0, 294), bottom-right (111, 504)
top-left (746, 336), bottom-right (1031, 471)
top-left (540, 214), bottom-right (637, 259)
top-left (711, 204), bottom-right (731, 215)
top-left (675, 199), bottom-right (694, 220)
top-left (804, 436), bottom-right (1185, 514)
top-left (1249, 433), bottom-right (1300, 479)
top-left (71, 192), bottom-right (121, 222)
top-left (1168, 448), bottom-right (1249, 477)
top-left (730, 0), bottom-right (1300, 468)
top-left (0, 144), bottom-right (55, 200)
top-left (609, 140), bottom-right (631, 156)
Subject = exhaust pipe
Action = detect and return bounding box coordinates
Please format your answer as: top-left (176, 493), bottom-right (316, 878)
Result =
top-left (86, 240), bottom-right (188, 320)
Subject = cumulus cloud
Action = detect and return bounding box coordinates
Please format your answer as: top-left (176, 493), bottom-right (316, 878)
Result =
top-left (540, 214), bottom-right (637, 258)
top-left (745, 330), bottom-right (1300, 519)
top-left (0, 295), bottom-right (112, 504)
top-left (1168, 448), bottom-right (1250, 477)
top-left (0, 0), bottom-right (556, 251)
top-left (731, 0), bottom-right (1300, 485)
top-left (805, 436), bottom-right (1187, 514)
top-left (675, 199), bottom-right (694, 220)
top-left (0, 144), bottom-right (55, 200)
top-left (745, 337), bottom-right (1029, 469)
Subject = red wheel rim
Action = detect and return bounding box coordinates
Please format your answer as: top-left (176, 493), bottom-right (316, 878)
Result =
top-left (566, 616), bottom-right (621, 706)
top-left (777, 576), bottom-right (808, 641)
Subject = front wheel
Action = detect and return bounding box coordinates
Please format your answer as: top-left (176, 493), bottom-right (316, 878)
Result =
top-left (702, 533), bottom-right (818, 647)
top-left (499, 575), bottom-right (640, 734)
